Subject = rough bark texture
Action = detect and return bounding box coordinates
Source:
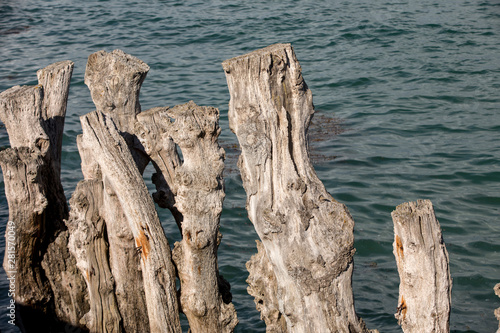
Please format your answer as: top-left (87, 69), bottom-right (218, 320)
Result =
top-left (100, 178), bottom-right (150, 333)
top-left (83, 49), bottom-right (151, 332)
top-left (135, 101), bottom-right (238, 332)
top-left (134, 107), bottom-right (182, 226)
top-left (37, 60), bottom-right (74, 175)
top-left (246, 240), bottom-right (287, 333)
top-left (41, 230), bottom-right (90, 330)
top-left (80, 110), bottom-right (181, 332)
top-left (0, 145), bottom-right (52, 308)
top-left (391, 200), bottom-right (452, 333)
top-left (66, 179), bottom-right (122, 332)
top-left (85, 49), bottom-right (149, 135)
top-left (223, 43), bottom-right (369, 332)
top-left (81, 49), bottom-right (236, 332)
top-left (0, 61), bottom-right (86, 332)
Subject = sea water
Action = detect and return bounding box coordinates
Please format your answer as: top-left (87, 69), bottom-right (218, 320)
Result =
top-left (0, 0), bottom-right (499, 332)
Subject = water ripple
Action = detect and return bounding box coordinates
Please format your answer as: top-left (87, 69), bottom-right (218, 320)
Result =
top-left (0, 0), bottom-right (499, 332)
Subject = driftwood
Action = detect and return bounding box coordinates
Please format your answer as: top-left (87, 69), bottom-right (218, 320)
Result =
top-left (0, 46), bottom-right (459, 333)
top-left (135, 102), bottom-right (238, 332)
top-left (65, 50), bottom-right (237, 332)
top-left (41, 230), bottom-right (89, 330)
top-left (0, 50), bottom-right (238, 332)
top-left (80, 110), bottom-right (181, 332)
top-left (223, 43), bottom-right (371, 332)
top-left (66, 179), bottom-right (122, 332)
top-left (84, 49), bottom-right (237, 332)
top-left (0, 61), bottom-right (90, 332)
top-left (83, 49), bottom-right (152, 332)
top-left (85, 50), bottom-right (148, 135)
top-left (392, 200), bottom-right (452, 333)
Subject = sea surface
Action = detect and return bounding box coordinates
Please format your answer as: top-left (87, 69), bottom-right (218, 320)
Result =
top-left (1, 0), bottom-right (499, 332)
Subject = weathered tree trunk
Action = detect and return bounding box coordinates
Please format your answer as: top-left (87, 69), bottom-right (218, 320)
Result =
top-left (37, 60), bottom-right (74, 176)
top-left (0, 61), bottom-right (89, 332)
top-left (37, 61), bottom-right (91, 331)
top-left (80, 110), bottom-right (181, 332)
top-left (100, 178), bottom-right (150, 333)
top-left (391, 200), bottom-right (452, 333)
top-left (134, 106), bottom-right (183, 227)
top-left (85, 50), bottom-right (149, 134)
top-left (81, 49), bottom-right (237, 332)
top-left (66, 179), bottom-right (122, 332)
top-left (135, 101), bottom-right (238, 332)
top-left (246, 240), bottom-right (287, 333)
top-left (85, 49), bottom-right (150, 172)
top-left (223, 43), bottom-right (370, 332)
top-left (41, 230), bottom-right (90, 331)
top-left (82, 49), bottom-right (152, 332)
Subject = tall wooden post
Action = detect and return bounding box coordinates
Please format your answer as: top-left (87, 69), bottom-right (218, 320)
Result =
top-left (223, 43), bottom-right (371, 333)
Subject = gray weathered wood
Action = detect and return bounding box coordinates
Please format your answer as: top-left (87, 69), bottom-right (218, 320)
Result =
top-left (41, 230), bottom-right (90, 330)
top-left (85, 49), bottom-right (150, 172)
top-left (135, 101), bottom-right (238, 332)
top-left (246, 240), bottom-right (287, 333)
top-left (37, 60), bottom-right (74, 176)
top-left (66, 179), bottom-right (122, 332)
top-left (80, 110), bottom-right (181, 333)
top-left (84, 49), bottom-right (149, 133)
top-left (100, 179), bottom-right (150, 333)
top-left (0, 85), bottom-right (48, 151)
top-left (391, 200), bottom-right (452, 333)
top-left (0, 61), bottom-right (80, 331)
top-left (134, 106), bottom-right (183, 227)
top-left (0, 146), bottom-right (54, 318)
top-left (83, 49), bottom-right (152, 332)
top-left (84, 49), bottom-right (237, 332)
top-left (70, 131), bottom-right (149, 333)
top-left (223, 43), bottom-right (370, 333)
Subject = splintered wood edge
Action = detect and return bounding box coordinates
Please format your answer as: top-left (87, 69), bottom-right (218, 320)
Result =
top-left (222, 43), bottom-right (292, 70)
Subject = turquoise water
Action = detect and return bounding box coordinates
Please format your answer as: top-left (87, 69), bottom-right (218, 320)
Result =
top-left (1, 0), bottom-right (500, 332)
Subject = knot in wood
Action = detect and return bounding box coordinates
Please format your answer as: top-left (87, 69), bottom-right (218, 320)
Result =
top-left (177, 170), bottom-right (193, 186)
top-left (185, 229), bottom-right (209, 249)
top-left (286, 178), bottom-right (307, 193)
top-left (261, 209), bottom-right (284, 235)
top-left (185, 293), bottom-right (207, 317)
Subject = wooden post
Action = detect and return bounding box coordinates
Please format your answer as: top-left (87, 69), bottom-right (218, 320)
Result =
top-left (85, 49), bottom-right (150, 172)
top-left (84, 49), bottom-right (237, 332)
top-left (81, 50), bottom-right (153, 332)
top-left (134, 106), bottom-right (182, 227)
top-left (37, 60), bottom-right (74, 176)
top-left (392, 200), bottom-right (452, 333)
top-left (0, 61), bottom-right (89, 332)
top-left (85, 50), bottom-right (149, 133)
top-left (41, 230), bottom-right (90, 331)
top-left (135, 101), bottom-right (238, 332)
top-left (66, 179), bottom-right (122, 332)
top-left (223, 43), bottom-right (371, 332)
top-left (79, 110), bottom-right (181, 332)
